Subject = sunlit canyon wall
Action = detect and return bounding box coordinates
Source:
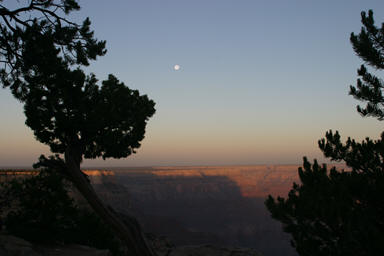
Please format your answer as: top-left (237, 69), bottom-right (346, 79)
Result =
top-left (1, 164), bottom-right (347, 256)
top-left (88, 165), bottom-right (350, 256)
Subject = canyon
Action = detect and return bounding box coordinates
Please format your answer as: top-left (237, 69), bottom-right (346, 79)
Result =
top-left (86, 165), bottom-right (322, 256)
top-left (1, 164), bottom-right (347, 256)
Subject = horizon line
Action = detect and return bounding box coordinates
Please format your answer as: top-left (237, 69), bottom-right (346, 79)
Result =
top-left (0, 161), bottom-right (345, 170)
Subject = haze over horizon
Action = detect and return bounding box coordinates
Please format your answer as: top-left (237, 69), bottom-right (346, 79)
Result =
top-left (1, 0), bottom-right (384, 167)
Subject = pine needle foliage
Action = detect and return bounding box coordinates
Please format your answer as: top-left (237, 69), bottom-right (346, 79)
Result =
top-left (0, 169), bottom-right (123, 255)
top-left (265, 10), bottom-right (384, 256)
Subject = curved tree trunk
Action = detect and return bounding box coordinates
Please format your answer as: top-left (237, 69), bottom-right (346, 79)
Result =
top-left (64, 147), bottom-right (156, 256)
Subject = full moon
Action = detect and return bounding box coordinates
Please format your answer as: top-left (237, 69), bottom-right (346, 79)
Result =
top-left (173, 64), bottom-right (181, 71)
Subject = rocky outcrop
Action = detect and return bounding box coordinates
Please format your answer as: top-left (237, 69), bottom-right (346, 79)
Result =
top-left (148, 234), bottom-right (263, 256)
top-left (0, 233), bottom-right (263, 256)
top-left (0, 233), bottom-right (110, 256)
top-left (38, 245), bottom-right (110, 256)
top-left (0, 234), bottom-right (40, 256)
top-left (168, 245), bottom-right (262, 256)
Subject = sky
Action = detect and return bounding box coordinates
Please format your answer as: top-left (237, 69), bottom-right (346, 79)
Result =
top-left (1, 0), bottom-right (384, 167)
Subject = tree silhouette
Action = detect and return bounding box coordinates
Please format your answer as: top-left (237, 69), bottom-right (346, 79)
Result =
top-left (0, 168), bottom-right (123, 255)
top-left (0, 2), bottom-right (156, 255)
top-left (265, 10), bottom-right (384, 256)
top-left (0, 0), bottom-right (106, 95)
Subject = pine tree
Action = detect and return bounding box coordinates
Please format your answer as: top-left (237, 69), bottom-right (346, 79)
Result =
top-left (0, 2), bottom-right (156, 255)
top-left (265, 10), bottom-right (384, 256)
top-left (0, 0), bottom-right (106, 95)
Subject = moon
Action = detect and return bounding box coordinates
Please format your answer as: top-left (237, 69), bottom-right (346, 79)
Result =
top-left (173, 64), bottom-right (181, 71)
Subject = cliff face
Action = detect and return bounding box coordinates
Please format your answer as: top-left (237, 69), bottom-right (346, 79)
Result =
top-left (83, 165), bottom-right (319, 256)
top-left (141, 165), bottom-right (300, 198)
top-left (86, 165), bottom-right (301, 201)
top-left (1, 165), bottom-right (346, 256)
top-left (0, 170), bottom-right (39, 183)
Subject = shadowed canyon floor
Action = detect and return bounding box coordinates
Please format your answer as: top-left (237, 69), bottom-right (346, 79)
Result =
top-left (86, 165), bottom-right (349, 256)
top-left (1, 164), bottom-right (347, 256)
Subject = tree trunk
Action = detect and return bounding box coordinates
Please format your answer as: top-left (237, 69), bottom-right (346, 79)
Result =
top-left (64, 147), bottom-right (156, 256)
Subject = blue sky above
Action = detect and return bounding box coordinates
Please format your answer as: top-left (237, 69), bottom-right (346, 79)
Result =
top-left (1, 0), bottom-right (384, 167)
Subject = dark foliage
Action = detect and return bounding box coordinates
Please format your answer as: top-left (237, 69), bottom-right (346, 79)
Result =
top-left (265, 10), bottom-right (384, 256)
top-left (0, 2), bottom-right (156, 255)
top-left (11, 14), bottom-right (156, 162)
top-left (265, 158), bottom-right (384, 256)
top-left (349, 10), bottom-right (384, 120)
top-left (0, 169), bottom-right (122, 255)
top-left (0, 0), bottom-right (106, 99)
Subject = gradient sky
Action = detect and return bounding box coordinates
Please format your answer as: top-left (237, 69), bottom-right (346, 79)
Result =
top-left (1, 0), bottom-right (384, 167)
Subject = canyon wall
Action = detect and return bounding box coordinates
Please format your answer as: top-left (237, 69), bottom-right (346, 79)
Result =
top-left (1, 164), bottom-right (347, 256)
top-left (86, 165), bottom-right (308, 256)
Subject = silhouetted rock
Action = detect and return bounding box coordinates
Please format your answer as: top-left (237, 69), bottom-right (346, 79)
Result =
top-left (169, 245), bottom-right (262, 256)
top-left (146, 233), bottom-right (174, 256)
top-left (0, 232), bottom-right (263, 256)
top-left (0, 234), bottom-right (39, 256)
top-left (0, 233), bottom-right (110, 256)
top-left (39, 245), bottom-right (110, 256)
top-left (146, 234), bottom-right (263, 256)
